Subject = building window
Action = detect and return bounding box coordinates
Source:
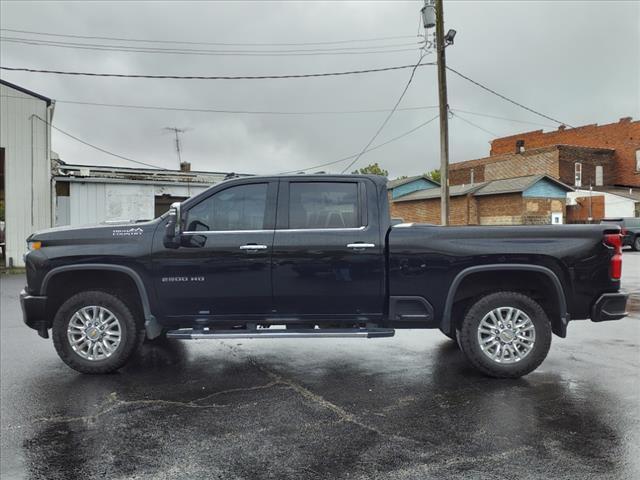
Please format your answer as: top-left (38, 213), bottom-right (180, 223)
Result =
top-left (516, 140), bottom-right (525, 153)
top-left (636, 149), bottom-right (640, 171)
top-left (595, 165), bottom-right (603, 186)
top-left (574, 163), bottom-right (582, 187)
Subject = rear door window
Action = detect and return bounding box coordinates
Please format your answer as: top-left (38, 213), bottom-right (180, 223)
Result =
top-left (289, 182), bottom-right (359, 229)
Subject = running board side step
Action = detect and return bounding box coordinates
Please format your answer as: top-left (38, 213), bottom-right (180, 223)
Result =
top-left (166, 328), bottom-right (395, 340)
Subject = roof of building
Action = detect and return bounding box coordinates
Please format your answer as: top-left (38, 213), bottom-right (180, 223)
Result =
top-left (0, 79), bottom-right (53, 106)
top-left (474, 174), bottom-right (573, 196)
top-left (393, 183), bottom-right (485, 202)
top-left (387, 174), bottom-right (439, 189)
top-left (53, 162), bottom-right (242, 186)
top-left (592, 186), bottom-right (640, 202)
top-left (392, 174), bottom-right (573, 203)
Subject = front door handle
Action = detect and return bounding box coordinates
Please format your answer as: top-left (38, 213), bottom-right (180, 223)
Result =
top-left (239, 244), bottom-right (268, 251)
top-left (347, 243), bottom-right (376, 250)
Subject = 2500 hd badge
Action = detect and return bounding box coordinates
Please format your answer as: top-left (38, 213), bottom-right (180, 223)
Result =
top-left (161, 276), bottom-right (205, 283)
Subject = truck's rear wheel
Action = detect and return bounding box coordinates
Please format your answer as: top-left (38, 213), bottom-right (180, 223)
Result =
top-left (458, 291), bottom-right (551, 378)
top-left (52, 290), bottom-right (143, 374)
top-left (633, 236), bottom-right (640, 251)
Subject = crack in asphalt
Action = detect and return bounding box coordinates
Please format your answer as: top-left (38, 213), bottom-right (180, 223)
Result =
top-left (33, 381), bottom-right (281, 425)
top-left (219, 341), bottom-right (428, 447)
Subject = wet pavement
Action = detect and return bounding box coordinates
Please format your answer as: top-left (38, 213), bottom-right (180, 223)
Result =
top-left (1, 253), bottom-right (639, 480)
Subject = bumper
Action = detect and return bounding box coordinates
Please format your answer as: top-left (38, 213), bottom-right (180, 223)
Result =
top-left (20, 289), bottom-right (50, 338)
top-left (591, 292), bottom-right (628, 322)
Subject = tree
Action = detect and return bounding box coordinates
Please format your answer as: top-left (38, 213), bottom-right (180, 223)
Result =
top-left (425, 168), bottom-right (441, 183)
top-left (352, 162), bottom-right (388, 177)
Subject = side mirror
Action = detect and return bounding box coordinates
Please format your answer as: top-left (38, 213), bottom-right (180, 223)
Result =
top-left (163, 202), bottom-right (182, 249)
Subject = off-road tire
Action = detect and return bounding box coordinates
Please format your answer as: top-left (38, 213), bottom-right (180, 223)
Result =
top-left (52, 290), bottom-right (143, 374)
top-left (458, 291), bottom-right (552, 378)
top-left (633, 236), bottom-right (640, 252)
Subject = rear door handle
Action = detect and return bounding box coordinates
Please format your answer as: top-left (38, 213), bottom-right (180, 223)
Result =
top-left (347, 243), bottom-right (376, 249)
top-left (239, 244), bottom-right (268, 251)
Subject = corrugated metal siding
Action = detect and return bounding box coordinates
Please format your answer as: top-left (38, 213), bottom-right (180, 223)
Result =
top-left (70, 183), bottom-right (107, 225)
top-left (0, 83), bottom-right (52, 267)
top-left (67, 182), bottom-right (209, 226)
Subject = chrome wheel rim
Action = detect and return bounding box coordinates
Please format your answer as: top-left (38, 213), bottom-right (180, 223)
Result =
top-left (477, 307), bottom-right (535, 364)
top-left (67, 306), bottom-right (122, 361)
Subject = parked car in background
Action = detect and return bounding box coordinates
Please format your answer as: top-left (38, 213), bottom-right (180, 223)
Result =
top-left (600, 217), bottom-right (640, 250)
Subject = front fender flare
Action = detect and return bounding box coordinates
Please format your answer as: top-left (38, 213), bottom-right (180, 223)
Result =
top-left (40, 264), bottom-right (163, 339)
top-left (441, 264), bottom-right (569, 338)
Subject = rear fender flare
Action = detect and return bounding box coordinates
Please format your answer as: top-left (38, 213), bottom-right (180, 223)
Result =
top-left (441, 264), bottom-right (568, 337)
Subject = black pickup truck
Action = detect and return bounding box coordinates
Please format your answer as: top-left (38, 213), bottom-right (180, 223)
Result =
top-left (20, 175), bottom-right (628, 378)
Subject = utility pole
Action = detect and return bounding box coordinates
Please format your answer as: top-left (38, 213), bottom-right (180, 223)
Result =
top-left (435, 0), bottom-right (450, 226)
top-left (421, 0), bottom-right (454, 225)
top-left (163, 127), bottom-right (189, 169)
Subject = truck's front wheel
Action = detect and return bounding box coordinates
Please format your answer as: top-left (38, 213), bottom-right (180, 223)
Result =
top-left (458, 291), bottom-right (551, 378)
top-left (52, 290), bottom-right (143, 374)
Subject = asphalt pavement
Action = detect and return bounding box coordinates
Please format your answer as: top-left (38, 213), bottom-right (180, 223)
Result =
top-left (1, 253), bottom-right (639, 480)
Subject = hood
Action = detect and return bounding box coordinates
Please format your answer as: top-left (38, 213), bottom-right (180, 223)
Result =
top-left (28, 219), bottom-right (161, 244)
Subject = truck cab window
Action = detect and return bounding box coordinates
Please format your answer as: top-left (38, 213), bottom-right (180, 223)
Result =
top-left (289, 182), bottom-right (359, 229)
top-left (185, 183), bottom-right (268, 231)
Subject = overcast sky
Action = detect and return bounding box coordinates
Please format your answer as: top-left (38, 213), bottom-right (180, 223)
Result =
top-left (1, 0), bottom-right (638, 178)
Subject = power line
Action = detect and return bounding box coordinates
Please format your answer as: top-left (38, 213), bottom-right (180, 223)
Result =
top-left (5, 96), bottom-right (438, 115)
top-left (279, 114), bottom-right (440, 174)
top-left (449, 108), bottom-right (556, 128)
top-left (0, 62), bottom-right (435, 80)
top-left (31, 115), bottom-right (167, 170)
top-left (340, 53), bottom-right (427, 173)
top-left (446, 66), bottom-right (573, 127)
top-left (0, 27), bottom-right (421, 47)
top-left (2, 94), bottom-right (558, 129)
top-left (1, 35), bottom-right (423, 53)
top-left (450, 111), bottom-right (499, 137)
top-left (1, 36), bottom-right (423, 57)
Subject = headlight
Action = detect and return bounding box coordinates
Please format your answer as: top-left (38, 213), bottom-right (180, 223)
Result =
top-left (27, 241), bottom-right (42, 251)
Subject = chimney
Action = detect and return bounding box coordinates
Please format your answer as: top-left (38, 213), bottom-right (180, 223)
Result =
top-left (180, 161), bottom-right (191, 172)
top-left (558, 125), bottom-right (566, 131)
top-left (619, 117), bottom-right (632, 123)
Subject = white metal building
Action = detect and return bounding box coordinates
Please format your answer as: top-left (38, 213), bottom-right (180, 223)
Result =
top-left (567, 187), bottom-right (640, 218)
top-left (53, 162), bottom-right (234, 226)
top-left (0, 80), bottom-right (55, 267)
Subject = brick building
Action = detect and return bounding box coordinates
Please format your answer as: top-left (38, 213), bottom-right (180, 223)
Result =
top-left (490, 117), bottom-right (639, 187)
top-left (390, 174), bottom-right (572, 226)
top-left (388, 116), bottom-right (639, 224)
top-left (449, 145), bottom-right (615, 189)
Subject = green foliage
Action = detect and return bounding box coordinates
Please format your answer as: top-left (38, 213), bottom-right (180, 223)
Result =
top-left (425, 169), bottom-right (441, 183)
top-left (352, 163), bottom-right (388, 177)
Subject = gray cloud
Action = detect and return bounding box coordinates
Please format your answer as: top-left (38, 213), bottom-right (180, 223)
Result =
top-left (1, 0), bottom-right (638, 178)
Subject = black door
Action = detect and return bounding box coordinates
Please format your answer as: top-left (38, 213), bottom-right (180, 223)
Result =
top-left (271, 179), bottom-right (384, 320)
top-left (153, 180), bottom-right (277, 321)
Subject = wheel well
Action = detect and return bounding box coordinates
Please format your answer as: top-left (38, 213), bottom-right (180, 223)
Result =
top-left (449, 270), bottom-right (564, 337)
top-left (44, 270), bottom-right (145, 329)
